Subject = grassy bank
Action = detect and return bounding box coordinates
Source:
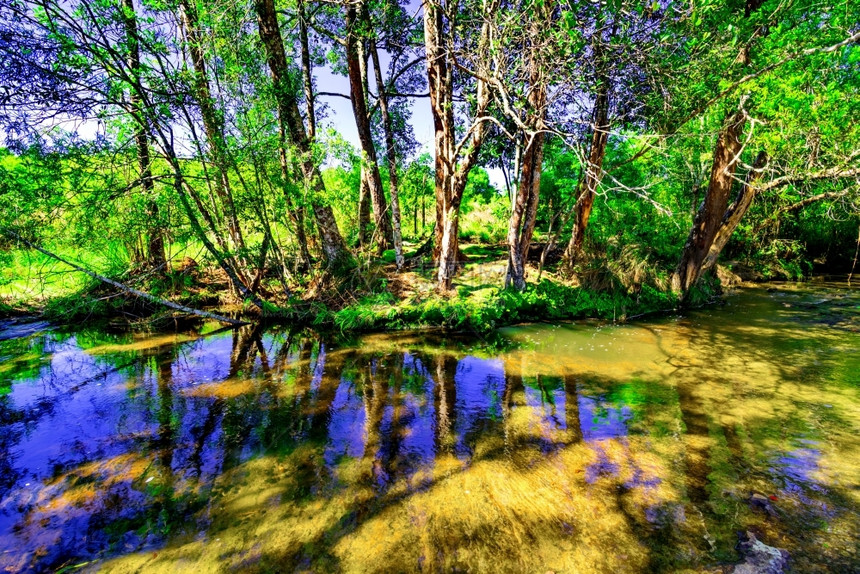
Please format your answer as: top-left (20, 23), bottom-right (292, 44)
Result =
top-left (314, 279), bottom-right (681, 333)
top-left (1, 242), bottom-right (717, 332)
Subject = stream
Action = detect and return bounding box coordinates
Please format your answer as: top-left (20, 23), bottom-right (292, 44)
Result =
top-left (0, 281), bottom-right (858, 573)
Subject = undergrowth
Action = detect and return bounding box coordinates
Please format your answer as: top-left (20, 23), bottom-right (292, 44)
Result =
top-left (0, 299), bottom-right (15, 318)
top-left (317, 280), bottom-right (681, 334)
top-left (2, 243), bottom-right (721, 332)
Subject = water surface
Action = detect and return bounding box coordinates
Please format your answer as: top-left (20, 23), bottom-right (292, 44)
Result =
top-left (0, 282), bottom-right (858, 572)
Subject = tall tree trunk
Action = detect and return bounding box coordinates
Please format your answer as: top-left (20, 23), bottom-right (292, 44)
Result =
top-left (179, 0), bottom-right (246, 258)
top-left (700, 150), bottom-right (768, 274)
top-left (358, 165), bottom-right (371, 247)
top-left (345, 1), bottom-right (391, 254)
top-left (673, 1), bottom-right (766, 296)
top-left (506, 131), bottom-right (545, 290)
top-left (512, 136), bottom-right (523, 199)
top-left (367, 8), bottom-right (404, 269)
top-left (254, 0), bottom-right (350, 267)
top-left (423, 0), bottom-right (493, 290)
top-left (507, 13), bottom-right (548, 290)
top-left (563, 39), bottom-right (611, 267)
top-left (297, 0), bottom-right (315, 140)
top-left (121, 0), bottom-right (166, 271)
top-left (424, 0), bottom-right (455, 274)
top-left (671, 108), bottom-right (747, 296)
top-left (287, 0), bottom-right (314, 266)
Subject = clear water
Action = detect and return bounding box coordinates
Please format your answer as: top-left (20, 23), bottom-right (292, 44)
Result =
top-left (0, 282), bottom-right (858, 573)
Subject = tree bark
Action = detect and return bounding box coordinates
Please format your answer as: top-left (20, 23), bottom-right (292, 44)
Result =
top-left (345, 0), bottom-right (391, 253)
top-left (671, 0), bottom-right (774, 296)
top-left (357, 165), bottom-right (371, 247)
top-left (423, 0), bottom-right (493, 290)
top-left (288, 0), bottom-right (317, 265)
top-left (506, 12), bottom-right (548, 290)
top-left (121, 0), bottom-right (166, 272)
top-left (254, 0), bottom-right (350, 267)
top-left (367, 7), bottom-right (404, 269)
top-left (563, 41), bottom-right (611, 267)
top-left (424, 0), bottom-right (454, 274)
top-left (700, 150), bottom-right (768, 274)
top-left (671, 109), bottom-right (747, 296)
top-left (297, 0), bottom-right (316, 140)
top-left (507, 133), bottom-right (545, 290)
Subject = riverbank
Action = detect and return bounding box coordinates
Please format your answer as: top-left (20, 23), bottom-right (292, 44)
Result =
top-left (0, 242), bottom-right (706, 332)
top-left (9, 239), bottom-right (834, 333)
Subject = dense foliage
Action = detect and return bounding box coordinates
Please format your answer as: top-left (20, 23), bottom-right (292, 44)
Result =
top-left (0, 0), bottom-right (857, 327)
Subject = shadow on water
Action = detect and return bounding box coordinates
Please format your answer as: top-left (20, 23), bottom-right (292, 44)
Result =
top-left (0, 283), bottom-right (857, 572)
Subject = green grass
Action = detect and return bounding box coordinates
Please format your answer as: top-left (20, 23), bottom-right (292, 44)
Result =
top-left (0, 240), bottom-right (220, 319)
top-left (317, 279), bottom-right (680, 334)
top-left (0, 245), bottom-right (129, 308)
top-left (0, 299), bottom-right (15, 318)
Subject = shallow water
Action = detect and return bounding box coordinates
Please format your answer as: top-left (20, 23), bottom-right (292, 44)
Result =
top-left (0, 282), bottom-right (858, 573)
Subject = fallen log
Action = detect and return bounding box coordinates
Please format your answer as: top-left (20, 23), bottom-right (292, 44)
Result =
top-left (2, 229), bottom-right (249, 326)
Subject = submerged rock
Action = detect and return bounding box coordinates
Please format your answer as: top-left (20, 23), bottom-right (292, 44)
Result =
top-left (732, 531), bottom-right (789, 574)
top-left (748, 493), bottom-right (778, 516)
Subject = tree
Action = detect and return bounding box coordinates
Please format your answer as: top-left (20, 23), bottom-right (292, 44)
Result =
top-left (179, 0), bottom-right (246, 261)
top-left (422, 0), bottom-right (496, 290)
top-left (365, 0), bottom-right (407, 269)
top-left (121, 0), bottom-right (166, 271)
top-left (254, 0), bottom-right (350, 268)
top-left (505, 0), bottom-right (550, 290)
top-left (671, 105), bottom-right (748, 294)
top-left (668, 0), bottom-right (860, 297)
top-left (344, 0), bottom-right (392, 253)
top-left (561, 28), bottom-right (612, 267)
top-left (0, 0), bottom-right (269, 306)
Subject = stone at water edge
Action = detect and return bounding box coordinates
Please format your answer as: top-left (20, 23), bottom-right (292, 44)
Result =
top-left (731, 531), bottom-right (789, 574)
